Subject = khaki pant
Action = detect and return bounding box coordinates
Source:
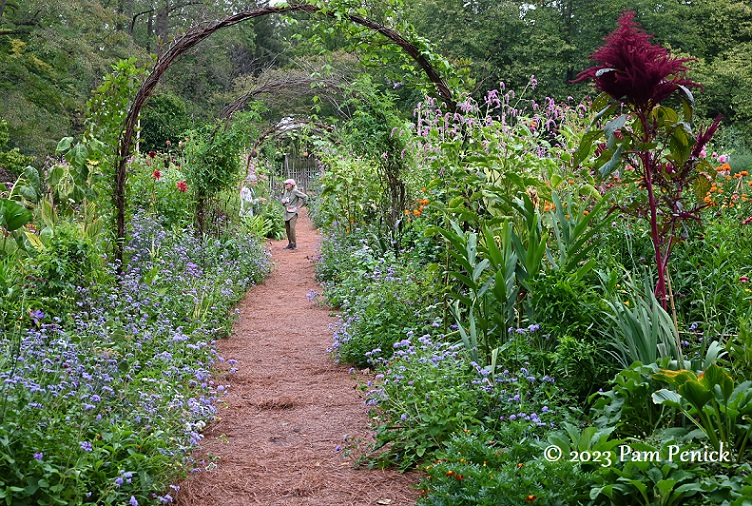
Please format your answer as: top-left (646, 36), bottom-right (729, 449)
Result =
top-left (285, 214), bottom-right (298, 247)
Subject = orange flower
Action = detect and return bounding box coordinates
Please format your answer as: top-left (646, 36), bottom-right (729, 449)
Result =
top-left (525, 495), bottom-right (537, 502)
top-left (413, 209), bottom-right (421, 216)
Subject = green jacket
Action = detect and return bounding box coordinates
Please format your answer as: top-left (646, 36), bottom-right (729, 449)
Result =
top-left (281, 187), bottom-right (307, 221)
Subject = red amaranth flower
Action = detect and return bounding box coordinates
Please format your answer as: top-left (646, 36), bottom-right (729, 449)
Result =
top-left (176, 181), bottom-right (188, 193)
top-left (573, 11), bottom-right (699, 109)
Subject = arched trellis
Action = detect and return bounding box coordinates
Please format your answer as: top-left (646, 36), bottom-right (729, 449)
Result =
top-left (220, 76), bottom-right (344, 120)
top-left (114, 1), bottom-right (457, 267)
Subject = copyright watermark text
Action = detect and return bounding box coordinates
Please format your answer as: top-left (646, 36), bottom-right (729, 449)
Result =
top-left (543, 443), bottom-right (733, 467)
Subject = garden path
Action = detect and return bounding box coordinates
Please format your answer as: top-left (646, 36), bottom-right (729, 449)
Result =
top-left (175, 209), bottom-right (419, 506)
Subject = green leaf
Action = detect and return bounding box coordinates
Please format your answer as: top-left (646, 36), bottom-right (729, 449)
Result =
top-left (55, 136), bottom-right (74, 153)
top-left (604, 114), bottom-right (627, 149)
top-left (598, 143), bottom-right (624, 178)
top-left (652, 389), bottom-right (683, 408)
top-left (678, 380), bottom-right (713, 412)
top-left (573, 129), bottom-right (603, 167)
top-left (0, 198), bottom-right (32, 232)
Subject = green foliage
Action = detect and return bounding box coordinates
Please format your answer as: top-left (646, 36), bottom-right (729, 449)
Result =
top-left (128, 155), bottom-right (194, 229)
top-left (364, 335), bottom-right (569, 471)
top-left (27, 221), bottom-right (109, 319)
top-left (550, 335), bottom-right (612, 402)
top-left (326, 236), bottom-right (441, 368)
top-left (316, 154), bottom-right (382, 233)
top-left (417, 428), bottom-right (593, 506)
top-left (653, 362), bottom-right (752, 458)
top-left (433, 220), bottom-right (517, 365)
top-left (590, 443), bottom-right (706, 506)
top-left (590, 362), bottom-right (676, 439)
top-left (601, 273), bottom-right (683, 370)
top-left (241, 205), bottom-right (285, 240)
top-left (0, 119), bottom-right (34, 175)
top-left (727, 316), bottom-right (752, 381)
top-left (139, 91), bottom-right (192, 153)
top-left (184, 123), bottom-right (243, 199)
top-left (670, 212), bottom-right (752, 338)
top-left (0, 1), bottom-right (148, 156)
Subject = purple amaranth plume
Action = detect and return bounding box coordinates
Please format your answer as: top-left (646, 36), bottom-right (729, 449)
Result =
top-left (573, 11), bottom-right (699, 110)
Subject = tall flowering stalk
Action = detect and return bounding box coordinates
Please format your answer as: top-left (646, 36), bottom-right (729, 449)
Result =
top-left (573, 11), bottom-right (721, 308)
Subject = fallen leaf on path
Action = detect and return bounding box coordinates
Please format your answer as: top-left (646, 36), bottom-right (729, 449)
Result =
top-left (376, 500), bottom-right (392, 505)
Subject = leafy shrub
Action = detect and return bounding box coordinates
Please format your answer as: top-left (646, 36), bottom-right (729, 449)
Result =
top-left (127, 155), bottom-right (185, 226)
top-left (0, 118), bottom-right (34, 176)
top-left (26, 221), bottom-right (109, 319)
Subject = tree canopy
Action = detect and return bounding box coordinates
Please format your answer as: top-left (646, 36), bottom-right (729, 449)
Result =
top-left (1, 0), bottom-right (750, 164)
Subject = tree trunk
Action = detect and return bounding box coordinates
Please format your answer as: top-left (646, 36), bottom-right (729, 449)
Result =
top-left (146, 11), bottom-right (153, 52)
top-left (155, 1), bottom-right (170, 55)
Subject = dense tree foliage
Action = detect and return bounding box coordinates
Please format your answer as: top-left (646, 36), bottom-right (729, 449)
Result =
top-left (1, 0), bottom-right (750, 163)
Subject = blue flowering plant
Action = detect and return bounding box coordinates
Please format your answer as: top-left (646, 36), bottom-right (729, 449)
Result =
top-left (0, 212), bottom-right (270, 505)
top-left (360, 332), bottom-right (572, 470)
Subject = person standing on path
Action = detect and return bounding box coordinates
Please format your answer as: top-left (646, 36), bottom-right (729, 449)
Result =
top-left (280, 178), bottom-right (307, 250)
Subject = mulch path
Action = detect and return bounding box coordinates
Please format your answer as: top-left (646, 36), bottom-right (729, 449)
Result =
top-left (175, 210), bottom-right (420, 506)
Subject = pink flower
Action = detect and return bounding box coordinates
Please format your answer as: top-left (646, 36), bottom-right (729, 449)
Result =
top-left (718, 154), bottom-right (728, 163)
top-left (700, 149), bottom-right (707, 158)
top-left (176, 181), bottom-right (188, 193)
top-left (741, 276), bottom-right (749, 284)
top-left (151, 170), bottom-right (162, 180)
